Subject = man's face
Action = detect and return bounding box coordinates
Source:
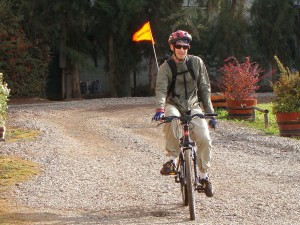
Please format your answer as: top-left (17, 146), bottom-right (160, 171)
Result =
top-left (172, 43), bottom-right (189, 60)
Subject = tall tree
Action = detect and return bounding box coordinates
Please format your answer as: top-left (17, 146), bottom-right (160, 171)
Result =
top-left (163, 1), bottom-right (249, 65)
top-left (204, 0), bottom-right (249, 66)
top-left (0, 1), bottom-right (50, 97)
top-left (141, 0), bottom-right (182, 94)
top-left (12, 0), bottom-right (184, 98)
top-left (89, 0), bottom-right (182, 97)
top-left (19, 0), bottom-right (94, 98)
top-left (294, 4), bottom-right (300, 69)
top-left (88, 0), bottom-right (146, 97)
top-left (251, 0), bottom-right (298, 80)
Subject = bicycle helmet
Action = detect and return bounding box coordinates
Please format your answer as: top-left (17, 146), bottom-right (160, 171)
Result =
top-left (168, 30), bottom-right (192, 44)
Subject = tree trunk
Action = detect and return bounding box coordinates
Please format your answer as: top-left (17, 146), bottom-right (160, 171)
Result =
top-left (149, 56), bottom-right (156, 96)
top-left (108, 33), bottom-right (118, 97)
top-left (117, 66), bottom-right (131, 97)
top-left (72, 63), bottom-right (81, 98)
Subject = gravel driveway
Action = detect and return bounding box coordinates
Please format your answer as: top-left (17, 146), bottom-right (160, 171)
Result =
top-left (1, 97), bottom-right (299, 225)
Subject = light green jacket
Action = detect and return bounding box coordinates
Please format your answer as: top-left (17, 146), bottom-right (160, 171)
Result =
top-left (155, 54), bottom-right (214, 114)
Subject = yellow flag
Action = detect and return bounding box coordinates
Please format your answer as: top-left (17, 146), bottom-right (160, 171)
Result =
top-left (132, 21), bottom-right (155, 44)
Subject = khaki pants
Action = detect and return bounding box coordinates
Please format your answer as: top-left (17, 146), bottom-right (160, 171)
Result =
top-left (163, 104), bottom-right (212, 173)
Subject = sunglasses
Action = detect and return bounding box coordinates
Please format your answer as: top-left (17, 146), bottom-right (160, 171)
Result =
top-left (174, 44), bottom-right (189, 50)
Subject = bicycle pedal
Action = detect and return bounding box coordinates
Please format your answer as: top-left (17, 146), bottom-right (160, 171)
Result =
top-left (196, 185), bottom-right (205, 193)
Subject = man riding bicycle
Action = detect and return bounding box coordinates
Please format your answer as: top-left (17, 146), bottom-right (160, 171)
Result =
top-left (152, 30), bottom-right (217, 197)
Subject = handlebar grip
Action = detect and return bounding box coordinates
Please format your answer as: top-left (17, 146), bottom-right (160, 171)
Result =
top-left (205, 113), bottom-right (218, 117)
top-left (161, 116), bottom-right (177, 122)
top-left (191, 113), bottom-right (218, 119)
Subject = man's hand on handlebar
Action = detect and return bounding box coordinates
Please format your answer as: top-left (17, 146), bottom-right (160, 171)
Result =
top-left (152, 108), bottom-right (165, 121)
top-left (208, 117), bottom-right (217, 129)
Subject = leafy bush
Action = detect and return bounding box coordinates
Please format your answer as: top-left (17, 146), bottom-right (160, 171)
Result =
top-left (0, 73), bottom-right (10, 126)
top-left (0, 2), bottom-right (51, 97)
top-left (272, 56), bottom-right (300, 113)
top-left (218, 56), bottom-right (264, 100)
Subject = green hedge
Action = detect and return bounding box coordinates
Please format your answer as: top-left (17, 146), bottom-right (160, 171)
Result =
top-left (0, 73), bottom-right (10, 126)
top-left (0, 2), bottom-right (51, 97)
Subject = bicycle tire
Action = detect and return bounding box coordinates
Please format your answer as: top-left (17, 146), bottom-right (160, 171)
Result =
top-left (179, 157), bottom-right (188, 206)
top-left (185, 149), bottom-right (196, 220)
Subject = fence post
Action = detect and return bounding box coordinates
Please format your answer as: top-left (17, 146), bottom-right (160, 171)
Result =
top-left (252, 108), bottom-right (256, 122)
top-left (264, 112), bottom-right (269, 128)
top-left (251, 106), bottom-right (269, 128)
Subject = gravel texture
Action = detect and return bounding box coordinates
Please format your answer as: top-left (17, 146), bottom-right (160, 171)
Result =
top-left (1, 95), bottom-right (299, 225)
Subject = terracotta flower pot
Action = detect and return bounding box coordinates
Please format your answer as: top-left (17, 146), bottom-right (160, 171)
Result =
top-left (211, 93), bottom-right (226, 109)
top-left (226, 99), bottom-right (257, 120)
top-left (276, 112), bottom-right (300, 137)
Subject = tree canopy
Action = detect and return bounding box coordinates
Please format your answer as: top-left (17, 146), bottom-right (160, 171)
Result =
top-left (251, 0), bottom-right (298, 68)
top-left (0, 0), bottom-right (299, 97)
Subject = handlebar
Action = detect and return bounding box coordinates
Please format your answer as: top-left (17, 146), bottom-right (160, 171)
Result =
top-left (158, 113), bottom-right (218, 125)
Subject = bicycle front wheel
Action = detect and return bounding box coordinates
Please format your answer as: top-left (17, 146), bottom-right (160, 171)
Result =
top-left (179, 155), bottom-right (188, 206)
top-left (185, 149), bottom-right (196, 220)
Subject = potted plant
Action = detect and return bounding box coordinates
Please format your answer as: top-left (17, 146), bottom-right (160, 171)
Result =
top-left (272, 56), bottom-right (300, 137)
top-left (0, 73), bottom-right (10, 141)
top-left (210, 92), bottom-right (227, 109)
top-left (218, 56), bottom-right (264, 119)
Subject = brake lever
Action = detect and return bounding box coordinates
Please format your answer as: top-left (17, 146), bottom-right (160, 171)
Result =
top-left (157, 122), bottom-right (164, 126)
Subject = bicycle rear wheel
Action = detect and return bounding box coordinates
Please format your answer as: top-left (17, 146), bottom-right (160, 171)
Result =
top-left (185, 149), bottom-right (196, 220)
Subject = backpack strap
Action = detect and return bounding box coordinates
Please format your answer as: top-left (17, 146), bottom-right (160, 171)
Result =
top-left (166, 57), bottom-right (195, 97)
top-left (166, 58), bottom-right (177, 97)
top-left (186, 57), bottom-right (195, 80)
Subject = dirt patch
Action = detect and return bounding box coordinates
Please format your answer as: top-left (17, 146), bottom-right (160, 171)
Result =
top-left (2, 95), bottom-right (298, 225)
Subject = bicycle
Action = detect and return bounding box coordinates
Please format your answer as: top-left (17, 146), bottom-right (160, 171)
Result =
top-left (158, 111), bottom-right (218, 220)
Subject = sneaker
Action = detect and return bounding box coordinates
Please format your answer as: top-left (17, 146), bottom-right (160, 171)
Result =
top-left (160, 160), bottom-right (176, 175)
top-left (200, 178), bottom-right (214, 197)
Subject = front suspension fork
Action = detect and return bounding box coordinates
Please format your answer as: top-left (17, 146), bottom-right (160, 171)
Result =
top-left (175, 147), bottom-right (199, 188)
top-left (192, 148), bottom-right (200, 186)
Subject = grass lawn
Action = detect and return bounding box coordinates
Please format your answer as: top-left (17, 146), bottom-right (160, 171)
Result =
top-left (0, 126), bottom-right (41, 222)
top-left (216, 103), bottom-right (279, 135)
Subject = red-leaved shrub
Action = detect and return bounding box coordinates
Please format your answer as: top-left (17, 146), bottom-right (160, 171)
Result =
top-left (218, 56), bottom-right (264, 100)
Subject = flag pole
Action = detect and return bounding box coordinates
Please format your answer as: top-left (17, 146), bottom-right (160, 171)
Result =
top-left (152, 44), bottom-right (159, 71)
top-left (148, 22), bottom-right (159, 71)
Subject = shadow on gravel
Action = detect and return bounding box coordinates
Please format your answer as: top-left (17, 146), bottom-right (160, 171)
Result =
top-left (0, 203), bottom-right (192, 224)
top-left (81, 203), bottom-right (191, 224)
top-left (0, 212), bottom-right (66, 224)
